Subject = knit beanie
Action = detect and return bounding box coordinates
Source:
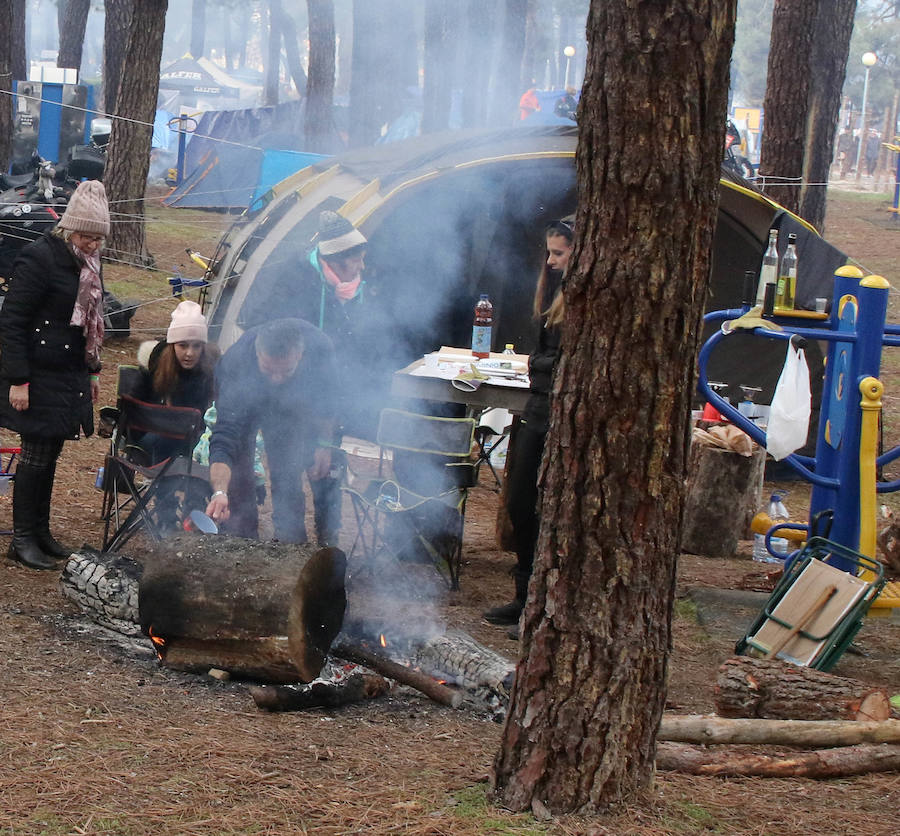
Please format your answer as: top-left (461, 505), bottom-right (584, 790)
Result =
top-left (166, 300), bottom-right (208, 344)
top-left (316, 210), bottom-right (367, 257)
top-left (58, 180), bottom-right (110, 236)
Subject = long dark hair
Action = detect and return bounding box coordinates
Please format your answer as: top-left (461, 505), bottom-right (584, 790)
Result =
top-left (532, 215), bottom-right (575, 327)
top-left (152, 342), bottom-right (219, 407)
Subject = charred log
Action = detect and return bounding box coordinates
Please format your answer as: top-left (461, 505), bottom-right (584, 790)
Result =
top-left (249, 671), bottom-right (390, 711)
top-left (155, 636), bottom-right (301, 684)
top-left (715, 657), bottom-right (891, 721)
top-left (412, 629), bottom-right (514, 697)
top-left (60, 548), bottom-right (142, 635)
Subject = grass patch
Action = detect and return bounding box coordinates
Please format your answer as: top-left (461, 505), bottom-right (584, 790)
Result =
top-left (674, 597), bottom-right (700, 623)
top-left (662, 799), bottom-right (724, 833)
top-left (445, 784), bottom-right (550, 834)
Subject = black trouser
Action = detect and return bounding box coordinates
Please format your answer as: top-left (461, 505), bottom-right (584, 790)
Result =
top-left (504, 422), bottom-right (547, 582)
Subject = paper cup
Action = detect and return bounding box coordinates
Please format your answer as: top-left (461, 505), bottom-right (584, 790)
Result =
top-left (815, 298), bottom-right (827, 314)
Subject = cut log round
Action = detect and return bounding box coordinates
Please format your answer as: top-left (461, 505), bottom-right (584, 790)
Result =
top-left (681, 443), bottom-right (765, 557)
top-left (138, 535), bottom-right (347, 682)
top-left (715, 656), bottom-right (890, 721)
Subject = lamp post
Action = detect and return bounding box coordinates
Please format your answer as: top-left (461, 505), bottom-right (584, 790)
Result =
top-left (563, 45), bottom-right (575, 88)
top-left (854, 51), bottom-right (878, 183)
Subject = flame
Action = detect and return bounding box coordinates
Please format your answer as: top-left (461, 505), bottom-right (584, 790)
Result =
top-left (148, 625), bottom-right (167, 660)
top-left (379, 634), bottom-right (387, 648)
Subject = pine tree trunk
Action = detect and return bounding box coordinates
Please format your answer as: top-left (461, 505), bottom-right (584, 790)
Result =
top-left (422, 0), bottom-right (454, 134)
top-left (190, 0), bottom-right (206, 58)
top-left (489, 0), bottom-right (527, 126)
top-left (277, 4), bottom-right (308, 99)
top-left (798, 0), bottom-right (858, 233)
top-left (104, 0), bottom-right (167, 266)
top-left (10, 0), bottom-right (26, 83)
top-left (264, 0), bottom-right (281, 106)
top-left (459, 0), bottom-right (500, 129)
top-left (492, 0), bottom-right (736, 814)
top-left (57, 0), bottom-right (91, 71)
top-left (757, 0), bottom-right (817, 214)
top-left (103, 0), bottom-right (133, 115)
top-left (305, 0), bottom-right (337, 153)
top-left (0, 0), bottom-right (13, 173)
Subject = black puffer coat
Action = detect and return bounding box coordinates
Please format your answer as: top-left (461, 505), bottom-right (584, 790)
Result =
top-left (0, 232), bottom-right (97, 438)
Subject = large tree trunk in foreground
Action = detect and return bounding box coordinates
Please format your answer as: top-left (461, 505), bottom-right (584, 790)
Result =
top-left (139, 536), bottom-right (347, 682)
top-left (657, 742), bottom-right (900, 777)
top-left (798, 0), bottom-right (858, 232)
top-left (0, 0), bottom-right (13, 173)
top-left (492, 0), bottom-right (736, 814)
top-left (758, 0), bottom-right (817, 214)
top-left (104, 0), bottom-right (167, 265)
top-left (715, 657), bottom-right (891, 721)
top-left (57, 0), bottom-right (91, 71)
top-left (103, 0), bottom-right (133, 115)
top-left (660, 716), bottom-right (900, 746)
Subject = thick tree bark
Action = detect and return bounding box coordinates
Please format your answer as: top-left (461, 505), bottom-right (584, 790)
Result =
top-left (757, 0), bottom-right (817, 214)
top-left (305, 0), bottom-right (338, 153)
top-left (0, 0), bottom-right (13, 173)
top-left (57, 0), bottom-right (91, 71)
top-left (715, 657), bottom-right (891, 721)
top-left (798, 0), bottom-right (858, 233)
top-left (103, 0), bottom-right (133, 115)
top-left (104, 0), bottom-right (167, 265)
top-left (263, 0), bottom-right (281, 106)
top-left (489, 0), bottom-right (528, 126)
top-left (493, 0), bottom-right (736, 814)
top-left (660, 716), bottom-right (900, 746)
top-left (657, 741), bottom-right (900, 777)
top-left (190, 0), bottom-right (206, 59)
top-left (422, 0), bottom-right (454, 134)
top-left (10, 0), bottom-right (26, 83)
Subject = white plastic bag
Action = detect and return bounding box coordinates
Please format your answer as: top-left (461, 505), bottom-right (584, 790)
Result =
top-left (765, 342), bottom-right (811, 461)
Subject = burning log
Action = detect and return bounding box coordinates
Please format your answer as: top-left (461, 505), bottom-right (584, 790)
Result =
top-left (249, 670), bottom-right (390, 712)
top-left (139, 535), bottom-right (346, 682)
top-left (332, 640), bottom-right (463, 708)
top-left (656, 741), bottom-right (900, 777)
top-left (715, 657), bottom-right (891, 721)
top-left (60, 548), bottom-right (143, 635)
top-left (412, 629), bottom-right (515, 696)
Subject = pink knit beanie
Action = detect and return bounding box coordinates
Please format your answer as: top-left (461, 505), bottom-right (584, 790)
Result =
top-left (166, 300), bottom-right (208, 344)
top-left (58, 180), bottom-right (110, 236)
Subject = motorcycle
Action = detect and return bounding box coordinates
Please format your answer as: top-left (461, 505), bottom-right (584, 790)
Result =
top-left (723, 121), bottom-right (755, 180)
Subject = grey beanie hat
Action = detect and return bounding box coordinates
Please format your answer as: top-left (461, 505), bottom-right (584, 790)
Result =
top-left (316, 210), bottom-right (367, 256)
top-left (58, 180), bottom-right (111, 236)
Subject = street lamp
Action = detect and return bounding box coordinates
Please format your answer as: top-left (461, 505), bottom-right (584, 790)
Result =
top-left (563, 45), bottom-right (575, 89)
top-left (854, 51), bottom-right (878, 183)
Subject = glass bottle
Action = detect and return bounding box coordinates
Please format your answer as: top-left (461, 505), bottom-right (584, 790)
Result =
top-left (471, 294), bottom-right (493, 359)
top-left (756, 229), bottom-right (779, 307)
top-left (775, 233), bottom-right (798, 310)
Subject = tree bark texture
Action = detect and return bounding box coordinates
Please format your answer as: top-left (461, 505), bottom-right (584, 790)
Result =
top-left (489, 0), bottom-right (528, 126)
top-left (680, 443), bottom-right (765, 557)
top-left (103, 0), bottom-right (132, 115)
top-left (798, 0), bottom-right (858, 233)
top-left (422, 0), bottom-right (454, 134)
top-left (264, 0), bottom-right (281, 106)
top-left (0, 0), bottom-right (13, 173)
top-left (657, 741), bottom-right (900, 777)
top-left (10, 0), bottom-right (26, 83)
top-left (104, 0), bottom-right (167, 265)
top-left (139, 537), bottom-right (347, 682)
top-left (190, 0), bottom-right (206, 59)
top-left (757, 0), bottom-right (817, 214)
top-left (57, 0), bottom-right (91, 71)
top-left (659, 715), bottom-right (900, 747)
top-left (715, 657), bottom-right (891, 722)
top-left (305, 0), bottom-right (337, 153)
top-left (492, 0), bottom-right (736, 814)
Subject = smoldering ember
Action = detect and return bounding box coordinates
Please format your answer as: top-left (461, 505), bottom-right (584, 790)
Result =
top-left (59, 534), bottom-right (516, 719)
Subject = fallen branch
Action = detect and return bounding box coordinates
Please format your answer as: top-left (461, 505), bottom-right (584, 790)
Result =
top-left (249, 672), bottom-right (390, 712)
top-left (657, 741), bottom-right (900, 777)
top-left (659, 715), bottom-right (900, 747)
top-left (333, 641), bottom-right (463, 709)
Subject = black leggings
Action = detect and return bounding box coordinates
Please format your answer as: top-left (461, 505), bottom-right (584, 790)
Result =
top-left (504, 423), bottom-right (547, 578)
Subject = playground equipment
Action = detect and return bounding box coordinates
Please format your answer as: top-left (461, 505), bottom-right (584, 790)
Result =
top-left (697, 265), bottom-right (900, 615)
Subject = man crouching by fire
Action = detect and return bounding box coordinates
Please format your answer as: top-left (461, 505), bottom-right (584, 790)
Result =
top-left (205, 318), bottom-right (342, 545)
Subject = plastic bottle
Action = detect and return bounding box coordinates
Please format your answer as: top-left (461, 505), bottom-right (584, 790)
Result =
top-left (775, 233), bottom-right (798, 310)
top-left (471, 294), bottom-right (493, 359)
top-left (755, 228), bottom-right (779, 306)
top-left (752, 493), bottom-right (790, 563)
top-left (503, 344), bottom-right (515, 354)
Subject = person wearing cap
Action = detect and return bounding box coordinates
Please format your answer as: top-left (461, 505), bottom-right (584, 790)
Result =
top-left (0, 180), bottom-right (110, 570)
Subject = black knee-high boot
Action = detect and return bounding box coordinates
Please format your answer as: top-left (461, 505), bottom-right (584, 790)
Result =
top-left (35, 461), bottom-right (69, 559)
top-left (7, 462), bottom-right (57, 570)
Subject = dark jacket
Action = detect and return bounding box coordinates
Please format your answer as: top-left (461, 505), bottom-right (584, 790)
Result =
top-left (522, 318), bottom-right (561, 432)
top-left (0, 232), bottom-right (96, 438)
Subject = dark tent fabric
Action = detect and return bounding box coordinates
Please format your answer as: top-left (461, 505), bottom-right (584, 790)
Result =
top-left (159, 56), bottom-right (240, 100)
top-left (205, 126), bottom-right (847, 440)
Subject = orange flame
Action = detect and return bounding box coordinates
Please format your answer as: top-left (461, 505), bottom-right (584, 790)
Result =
top-left (379, 634), bottom-right (387, 648)
top-left (148, 625), bottom-right (167, 660)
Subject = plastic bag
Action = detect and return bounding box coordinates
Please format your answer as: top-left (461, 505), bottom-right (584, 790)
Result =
top-left (765, 342), bottom-right (811, 461)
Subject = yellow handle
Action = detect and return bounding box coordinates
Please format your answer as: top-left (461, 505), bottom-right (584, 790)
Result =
top-left (858, 376), bottom-right (883, 565)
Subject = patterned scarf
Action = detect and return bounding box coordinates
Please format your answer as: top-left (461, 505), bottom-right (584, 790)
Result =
top-left (320, 256), bottom-right (362, 301)
top-left (68, 244), bottom-right (105, 366)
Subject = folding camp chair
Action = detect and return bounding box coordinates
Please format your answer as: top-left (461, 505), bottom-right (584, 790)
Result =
top-left (101, 393), bottom-right (209, 553)
top-left (343, 408), bottom-right (477, 590)
top-left (473, 408), bottom-right (513, 490)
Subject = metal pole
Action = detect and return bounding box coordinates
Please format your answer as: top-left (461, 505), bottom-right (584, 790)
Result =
top-left (176, 115), bottom-right (188, 185)
top-left (854, 66), bottom-right (872, 183)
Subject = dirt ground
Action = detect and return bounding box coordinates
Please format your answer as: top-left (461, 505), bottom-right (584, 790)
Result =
top-left (2, 184), bottom-right (900, 835)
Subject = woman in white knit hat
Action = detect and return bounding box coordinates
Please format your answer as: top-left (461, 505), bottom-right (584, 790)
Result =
top-left (0, 180), bottom-right (110, 570)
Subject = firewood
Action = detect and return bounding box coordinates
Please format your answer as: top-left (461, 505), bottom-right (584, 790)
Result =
top-left (412, 629), bottom-right (515, 695)
top-left (248, 672), bottom-right (390, 712)
top-left (332, 640), bottom-right (463, 708)
top-left (157, 636), bottom-right (300, 684)
top-left (715, 657), bottom-right (890, 721)
top-left (659, 716), bottom-right (900, 747)
top-left (656, 741), bottom-right (900, 777)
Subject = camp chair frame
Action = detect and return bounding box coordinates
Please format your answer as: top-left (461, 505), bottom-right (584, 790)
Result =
top-left (101, 392), bottom-right (209, 553)
top-left (735, 537), bottom-right (885, 672)
top-left (342, 408), bottom-right (477, 590)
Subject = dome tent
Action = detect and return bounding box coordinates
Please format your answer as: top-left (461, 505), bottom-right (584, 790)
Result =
top-left (203, 125), bottom-right (845, 439)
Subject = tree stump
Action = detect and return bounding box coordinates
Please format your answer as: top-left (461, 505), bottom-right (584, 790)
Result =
top-left (681, 442), bottom-right (766, 557)
top-left (138, 535), bottom-right (347, 683)
top-left (715, 656), bottom-right (890, 721)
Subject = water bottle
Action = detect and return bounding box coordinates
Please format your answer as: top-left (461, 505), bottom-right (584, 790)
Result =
top-left (752, 493), bottom-right (789, 563)
top-left (471, 294), bottom-right (493, 359)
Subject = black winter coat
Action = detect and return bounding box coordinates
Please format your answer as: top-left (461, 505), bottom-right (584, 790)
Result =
top-left (0, 232), bottom-right (97, 439)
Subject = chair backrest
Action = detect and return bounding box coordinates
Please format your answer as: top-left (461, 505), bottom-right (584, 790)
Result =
top-left (116, 365), bottom-right (145, 401)
top-left (118, 395), bottom-right (204, 445)
top-left (377, 408), bottom-right (475, 459)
